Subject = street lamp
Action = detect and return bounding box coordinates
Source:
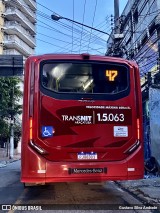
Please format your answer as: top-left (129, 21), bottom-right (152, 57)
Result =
top-left (51, 14), bottom-right (111, 37)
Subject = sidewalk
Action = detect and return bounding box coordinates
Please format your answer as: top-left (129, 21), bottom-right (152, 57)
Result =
top-left (0, 148), bottom-right (21, 168)
top-left (116, 176), bottom-right (160, 209)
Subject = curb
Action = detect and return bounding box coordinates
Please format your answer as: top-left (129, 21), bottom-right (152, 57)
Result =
top-left (0, 158), bottom-right (20, 168)
top-left (0, 163), bottom-right (6, 168)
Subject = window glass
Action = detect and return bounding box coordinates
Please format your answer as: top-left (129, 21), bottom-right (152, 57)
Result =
top-left (41, 62), bottom-right (129, 94)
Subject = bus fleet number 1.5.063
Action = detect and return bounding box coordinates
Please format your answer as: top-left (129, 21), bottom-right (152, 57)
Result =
top-left (96, 113), bottom-right (125, 122)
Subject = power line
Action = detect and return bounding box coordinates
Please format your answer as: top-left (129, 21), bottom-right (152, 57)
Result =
top-left (3, 0), bottom-right (108, 55)
top-left (36, 1), bottom-right (109, 54)
top-left (69, 16), bottom-right (111, 54)
top-left (71, 0), bottom-right (75, 53)
top-left (37, 10), bottom-right (108, 44)
top-left (79, 0), bottom-right (87, 53)
top-left (87, 0), bottom-right (98, 52)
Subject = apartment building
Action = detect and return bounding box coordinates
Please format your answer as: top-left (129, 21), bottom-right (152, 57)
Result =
top-left (0, 0), bottom-right (36, 58)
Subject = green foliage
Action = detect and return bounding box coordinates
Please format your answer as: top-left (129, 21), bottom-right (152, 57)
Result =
top-left (0, 77), bottom-right (23, 119)
top-left (0, 77), bottom-right (23, 147)
top-left (0, 119), bottom-right (10, 139)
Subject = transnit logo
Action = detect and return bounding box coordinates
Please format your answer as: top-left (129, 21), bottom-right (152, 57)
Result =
top-left (62, 115), bottom-right (92, 124)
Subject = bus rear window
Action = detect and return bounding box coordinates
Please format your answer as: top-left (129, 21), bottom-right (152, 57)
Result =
top-left (41, 62), bottom-right (129, 94)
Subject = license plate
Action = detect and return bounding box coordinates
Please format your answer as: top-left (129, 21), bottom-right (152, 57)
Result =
top-left (77, 152), bottom-right (97, 160)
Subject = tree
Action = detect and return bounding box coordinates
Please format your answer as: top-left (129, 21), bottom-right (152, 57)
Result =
top-left (0, 77), bottom-right (23, 148)
top-left (0, 119), bottom-right (10, 147)
top-left (0, 77), bottom-right (22, 118)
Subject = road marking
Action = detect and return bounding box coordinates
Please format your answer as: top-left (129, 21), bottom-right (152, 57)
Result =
top-left (8, 188), bottom-right (29, 213)
top-left (116, 187), bottom-right (124, 193)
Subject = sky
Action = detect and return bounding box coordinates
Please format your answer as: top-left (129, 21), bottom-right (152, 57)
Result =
top-left (36, 0), bottom-right (128, 55)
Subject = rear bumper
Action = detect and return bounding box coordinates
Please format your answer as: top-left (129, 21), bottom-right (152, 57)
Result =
top-left (21, 146), bottom-right (144, 183)
top-left (21, 159), bottom-right (144, 183)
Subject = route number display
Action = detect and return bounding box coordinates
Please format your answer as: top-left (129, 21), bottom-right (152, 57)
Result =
top-left (106, 70), bottom-right (118, 81)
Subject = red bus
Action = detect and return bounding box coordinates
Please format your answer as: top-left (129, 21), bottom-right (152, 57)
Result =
top-left (21, 53), bottom-right (144, 185)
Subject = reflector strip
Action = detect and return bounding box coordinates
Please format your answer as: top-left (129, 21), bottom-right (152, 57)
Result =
top-left (29, 117), bottom-right (33, 140)
top-left (128, 168), bottom-right (135, 171)
top-left (37, 170), bottom-right (46, 174)
top-left (30, 141), bottom-right (48, 155)
top-left (124, 140), bottom-right (140, 154)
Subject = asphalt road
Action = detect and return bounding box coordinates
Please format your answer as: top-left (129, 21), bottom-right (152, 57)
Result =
top-left (0, 161), bottom-right (155, 213)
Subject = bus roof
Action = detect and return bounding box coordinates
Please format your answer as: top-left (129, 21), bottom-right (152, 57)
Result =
top-left (26, 53), bottom-right (138, 69)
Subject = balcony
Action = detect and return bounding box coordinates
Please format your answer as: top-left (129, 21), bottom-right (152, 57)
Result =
top-left (23, 0), bottom-right (36, 11)
top-left (3, 0), bottom-right (36, 22)
top-left (4, 8), bottom-right (36, 34)
top-left (155, 14), bottom-right (160, 26)
top-left (3, 21), bottom-right (36, 48)
top-left (4, 35), bottom-right (34, 57)
top-left (3, 49), bottom-right (21, 55)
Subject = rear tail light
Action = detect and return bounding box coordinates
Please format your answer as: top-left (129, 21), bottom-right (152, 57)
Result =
top-left (29, 117), bottom-right (33, 140)
top-left (29, 117), bottom-right (48, 155)
top-left (124, 119), bottom-right (141, 154)
top-left (137, 118), bottom-right (140, 140)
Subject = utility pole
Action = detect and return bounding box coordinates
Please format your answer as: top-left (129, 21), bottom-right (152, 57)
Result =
top-left (9, 86), bottom-right (14, 159)
top-left (105, 0), bottom-right (124, 56)
top-left (112, 0), bottom-right (124, 57)
top-left (10, 120), bottom-right (14, 159)
top-left (114, 0), bottom-right (120, 34)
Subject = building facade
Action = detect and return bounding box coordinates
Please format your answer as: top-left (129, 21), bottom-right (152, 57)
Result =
top-left (107, 0), bottom-right (160, 162)
top-left (107, 0), bottom-right (160, 75)
top-left (0, 0), bottom-right (36, 58)
top-left (0, 0), bottom-right (36, 150)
